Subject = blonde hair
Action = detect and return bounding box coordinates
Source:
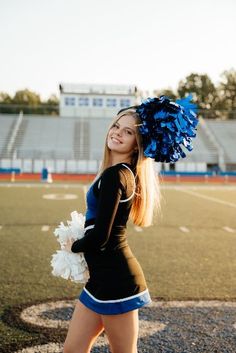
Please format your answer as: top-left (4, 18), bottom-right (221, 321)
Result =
top-left (98, 109), bottom-right (161, 227)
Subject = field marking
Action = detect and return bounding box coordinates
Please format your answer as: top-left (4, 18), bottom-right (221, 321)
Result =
top-left (134, 226), bottom-right (143, 232)
top-left (179, 226), bottom-right (190, 233)
top-left (41, 225), bottom-right (50, 232)
top-left (15, 299), bottom-right (236, 353)
top-left (223, 226), bottom-right (235, 233)
top-left (42, 193), bottom-right (78, 200)
top-left (83, 185), bottom-right (87, 203)
top-left (19, 300), bottom-right (164, 333)
top-left (1, 182), bottom-right (236, 190)
top-left (176, 188), bottom-right (236, 209)
top-left (151, 300), bottom-right (236, 308)
top-left (162, 185), bottom-right (236, 191)
top-left (0, 183), bottom-right (83, 188)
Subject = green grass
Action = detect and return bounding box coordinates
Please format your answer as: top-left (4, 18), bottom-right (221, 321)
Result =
top-left (0, 183), bottom-right (236, 350)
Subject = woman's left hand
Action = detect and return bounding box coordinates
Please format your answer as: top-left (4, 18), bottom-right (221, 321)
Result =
top-left (62, 238), bottom-right (75, 252)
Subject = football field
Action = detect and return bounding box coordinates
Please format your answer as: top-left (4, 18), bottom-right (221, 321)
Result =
top-left (0, 181), bottom-right (236, 352)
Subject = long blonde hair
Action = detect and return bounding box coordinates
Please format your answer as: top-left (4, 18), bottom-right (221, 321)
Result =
top-left (98, 109), bottom-right (161, 227)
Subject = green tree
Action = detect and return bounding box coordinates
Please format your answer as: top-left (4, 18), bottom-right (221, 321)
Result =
top-left (0, 89), bottom-right (59, 115)
top-left (0, 92), bottom-right (13, 113)
top-left (153, 88), bottom-right (177, 100)
top-left (46, 94), bottom-right (59, 105)
top-left (177, 73), bottom-right (217, 118)
top-left (42, 94), bottom-right (59, 115)
top-left (216, 68), bottom-right (236, 119)
top-left (13, 89), bottom-right (41, 106)
top-left (0, 92), bottom-right (12, 104)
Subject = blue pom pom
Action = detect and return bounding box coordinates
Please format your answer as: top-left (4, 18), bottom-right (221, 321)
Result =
top-left (136, 95), bottom-right (198, 163)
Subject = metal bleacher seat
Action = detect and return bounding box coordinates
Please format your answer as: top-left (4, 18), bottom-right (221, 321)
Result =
top-left (206, 120), bottom-right (236, 163)
top-left (17, 116), bottom-right (75, 159)
top-left (183, 122), bottom-right (219, 163)
top-left (1, 113), bottom-right (236, 173)
top-left (0, 115), bottom-right (17, 156)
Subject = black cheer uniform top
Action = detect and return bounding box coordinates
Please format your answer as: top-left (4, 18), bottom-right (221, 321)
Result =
top-left (71, 162), bottom-right (151, 315)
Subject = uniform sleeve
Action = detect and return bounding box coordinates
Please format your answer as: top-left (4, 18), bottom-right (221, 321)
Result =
top-left (71, 166), bottom-right (124, 253)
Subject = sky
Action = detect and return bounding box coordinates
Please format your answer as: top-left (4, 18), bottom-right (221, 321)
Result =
top-left (1, 0), bottom-right (236, 99)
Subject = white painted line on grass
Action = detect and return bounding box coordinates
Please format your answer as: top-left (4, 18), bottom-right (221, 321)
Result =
top-left (83, 185), bottom-right (88, 203)
top-left (222, 226), bottom-right (235, 233)
top-left (41, 225), bottom-right (50, 232)
top-left (162, 185), bottom-right (236, 191)
top-left (134, 226), bottom-right (143, 232)
top-left (43, 194), bottom-right (77, 200)
top-left (0, 183), bottom-right (93, 189)
top-left (179, 226), bottom-right (190, 233)
top-left (20, 299), bottom-right (164, 335)
top-left (177, 188), bottom-right (236, 209)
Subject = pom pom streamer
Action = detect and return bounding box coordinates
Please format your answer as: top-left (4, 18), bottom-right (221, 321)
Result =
top-left (51, 211), bottom-right (89, 283)
top-left (136, 95), bottom-right (198, 163)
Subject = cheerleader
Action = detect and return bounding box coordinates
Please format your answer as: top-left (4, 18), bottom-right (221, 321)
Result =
top-left (63, 96), bottom-right (198, 353)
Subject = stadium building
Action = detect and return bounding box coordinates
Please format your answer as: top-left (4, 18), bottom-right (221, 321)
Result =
top-left (0, 83), bottom-right (236, 176)
top-left (59, 83), bottom-right (137, 118)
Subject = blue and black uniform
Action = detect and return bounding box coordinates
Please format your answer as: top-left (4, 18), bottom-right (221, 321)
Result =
top-left (71, 162), bottom-right (151, 315)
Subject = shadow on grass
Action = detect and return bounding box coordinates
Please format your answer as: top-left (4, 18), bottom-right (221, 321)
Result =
top-left (0, 297), bottom-right (72, 353)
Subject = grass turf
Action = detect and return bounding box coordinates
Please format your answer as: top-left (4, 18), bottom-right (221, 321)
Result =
top-left (0, 183), bottom-right (236, 350)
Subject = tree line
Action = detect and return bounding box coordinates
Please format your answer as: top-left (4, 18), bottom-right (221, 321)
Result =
top-left (0, 68), bottom-right (235, 119)
top-left (0, 90), bottom-right (59, 115)
top-left (154, 68), bottom-right (236, 120)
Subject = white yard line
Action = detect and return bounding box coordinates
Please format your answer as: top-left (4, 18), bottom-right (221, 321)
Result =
top-left (1, 183), bottom-right (236, 190)
top-left (0, 183), bottom-right (83, 188)
top-left (161, 185), bottom-right (236, 191)
top-left (134, 226), bottom-right (143, 232)
top-left (179, 226), bottom-right (190, 233)
top-left (222, 226), bottom-right (235, 233)
top-left (83, 185), bottom-right (88, 203)
top-left (41, 225), bottom-right (50, 232)
top-left (176, 188), bottom-right (236, 209)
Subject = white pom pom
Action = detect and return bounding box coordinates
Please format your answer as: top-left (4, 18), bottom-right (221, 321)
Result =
top-left (68, 211), bottom-right (85, 240)
top-left (51, 211), bottom-right (89, 283)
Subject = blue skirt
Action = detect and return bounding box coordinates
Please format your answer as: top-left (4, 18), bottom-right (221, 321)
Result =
top-left (79, 287), bottom-right (151, 315)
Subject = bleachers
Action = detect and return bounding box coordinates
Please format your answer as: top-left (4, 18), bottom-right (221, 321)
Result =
top-left (0, 113), bottom-right (236, 172)
top-left (184, 123), bottom-right (218, 163)
top-left (0, 115), bottom-right (17, 155)
top-left (206, 120), bottom-right (236, 163)
top-left (0, 114), bottom-right (111, 161)
top-left (18, 116), bottom-right (75, 159)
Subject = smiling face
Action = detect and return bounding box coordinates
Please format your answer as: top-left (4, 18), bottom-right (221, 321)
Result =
top-left (107, 114), bottom-right (138, 158)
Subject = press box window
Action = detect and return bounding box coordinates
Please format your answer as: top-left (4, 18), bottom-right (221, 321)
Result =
top-left (93, 98), bottom-right (103, 107)
top-left (65, 97), bottom-right (76, 106)
top-left (78, 97), bottom-right (89, 106)
top-left (120, 99), bottom-right (131, 108)
top-left (106, 98), bottom-right (117, 107)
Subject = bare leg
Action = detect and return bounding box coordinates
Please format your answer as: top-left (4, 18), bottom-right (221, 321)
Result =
top-left (63, 300), bottom-right (104, 353)
top-left (102, 309), bottom-right (139, 353)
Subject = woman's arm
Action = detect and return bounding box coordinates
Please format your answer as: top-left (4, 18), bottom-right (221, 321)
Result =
top-left (71, 166), bottom-right (124, 253)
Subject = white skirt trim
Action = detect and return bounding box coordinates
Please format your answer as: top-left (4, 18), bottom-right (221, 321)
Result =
top-left (83, 287), bottom-right (149, 303)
